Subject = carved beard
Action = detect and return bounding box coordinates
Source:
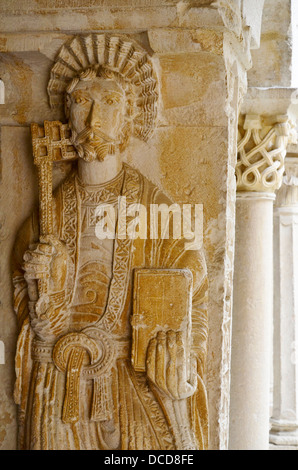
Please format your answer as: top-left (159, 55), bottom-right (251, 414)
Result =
top-left (71, 125), bottom-right (116, 162)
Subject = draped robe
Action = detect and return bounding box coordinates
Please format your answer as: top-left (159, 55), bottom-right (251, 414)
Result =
top-left (12, 164), bottom-right (209, 450)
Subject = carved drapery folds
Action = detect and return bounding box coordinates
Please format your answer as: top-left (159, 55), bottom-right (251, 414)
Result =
top-left (237, 115), bottom-right (296, 193)
top-left (12, 33), bottom-right (209, 451)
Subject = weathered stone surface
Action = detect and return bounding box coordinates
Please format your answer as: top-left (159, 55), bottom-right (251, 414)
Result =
top-left (0, 351), bottom-right (17, 450)
top-left (0, 52), bottom-right (63, 125)
top-left (9, 34), bottom-right (210, 450)
top-left (248, 0), bottom-right (292, 87)
top-left (0, 126), bottom-right (38, 449)
top-left (242, 0), bottom-right (265, 48)
top-left (148, 29), bottom-right (224, 55)
top-left (0, 0), bottom-right (266, 452)
top-left (241, 87), bottom-right (298, 120)
top-left (156, 53), bottom-right (227, 128)
top-left (132, 269), bottom-right (193, 372)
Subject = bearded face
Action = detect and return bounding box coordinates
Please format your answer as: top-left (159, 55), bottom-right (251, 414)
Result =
top-left (70, 124), bottom-right (116, 163)
top-left (67, 76), bottom-right (126, 162)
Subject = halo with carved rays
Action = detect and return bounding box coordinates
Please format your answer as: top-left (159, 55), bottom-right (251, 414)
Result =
top-left (47, 34), bottom-right (159, 141)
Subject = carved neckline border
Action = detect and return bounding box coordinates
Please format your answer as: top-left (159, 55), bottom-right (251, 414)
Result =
top-left (61, 164), bottom-right (143, 333)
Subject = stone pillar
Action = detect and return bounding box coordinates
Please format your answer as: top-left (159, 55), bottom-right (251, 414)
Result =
top-left (270, 157), bottom-right (298, 447)
top-left (0, 0), bottom-right (266, 450)
top-left (229, 114), bottom-right (293, 450)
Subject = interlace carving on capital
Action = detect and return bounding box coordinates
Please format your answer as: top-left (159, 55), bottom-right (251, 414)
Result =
top-left (236, 121), bottom-right (290, 192)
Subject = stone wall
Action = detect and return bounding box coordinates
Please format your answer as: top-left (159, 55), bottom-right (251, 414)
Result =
top-left (248, 0), bottom-right (293, 88)
top-left (0, 0), bottom-right (263, 450)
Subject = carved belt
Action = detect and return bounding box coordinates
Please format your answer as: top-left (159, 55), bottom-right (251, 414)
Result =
top-left (33, 328), bottom-right (129, 424)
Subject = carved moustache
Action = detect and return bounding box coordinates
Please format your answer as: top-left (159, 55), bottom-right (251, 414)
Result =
top-left (72, 125), bottom-right (116, 162)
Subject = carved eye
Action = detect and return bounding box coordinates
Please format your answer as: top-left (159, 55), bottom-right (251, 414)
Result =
top-left (75, 96), bottom-right (88, 105)
top-left (106, 98), bottom-right (115, 105)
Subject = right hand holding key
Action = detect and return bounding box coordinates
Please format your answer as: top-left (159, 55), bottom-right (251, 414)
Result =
top-left (23, 235), bottom-right (70, 342)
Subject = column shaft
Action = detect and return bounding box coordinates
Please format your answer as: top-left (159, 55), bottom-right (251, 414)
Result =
top-left (229, 192), bottom-right (275, 450)
top-left (270, 157), bottom-right (298, 447)
top-left (229, 114), bottom-right (294, 449)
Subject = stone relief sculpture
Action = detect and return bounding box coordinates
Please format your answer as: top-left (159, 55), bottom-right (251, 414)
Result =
top-left (12, 34), bottom-right (209, 450)
top-left (237, 115), bottom-right (295, 193)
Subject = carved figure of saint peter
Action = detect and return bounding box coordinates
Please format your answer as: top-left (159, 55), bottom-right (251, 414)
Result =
top-left (12, 35), bottom-right (208, 450)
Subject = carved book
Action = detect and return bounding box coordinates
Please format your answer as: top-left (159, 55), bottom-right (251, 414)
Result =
top-left (131, 268), bottom-right (193, 372)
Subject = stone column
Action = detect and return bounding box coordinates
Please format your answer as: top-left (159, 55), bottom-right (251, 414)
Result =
top-left (229, 114), bottom-right (293, 450)
top-left (270, 157), bottom-right (298, 447)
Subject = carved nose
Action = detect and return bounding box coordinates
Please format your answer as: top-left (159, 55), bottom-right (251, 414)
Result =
top-left (86, 101), bottom-right (101, 128)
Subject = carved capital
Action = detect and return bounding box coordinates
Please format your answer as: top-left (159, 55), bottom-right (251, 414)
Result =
top-left (275, 157), bottom-right (298, 208)
top-left (236, 115), bottom-right (296, 193)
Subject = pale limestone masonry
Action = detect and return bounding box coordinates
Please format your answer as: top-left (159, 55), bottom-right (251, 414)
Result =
top-left (5, 0), bottom-right (298, 451)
